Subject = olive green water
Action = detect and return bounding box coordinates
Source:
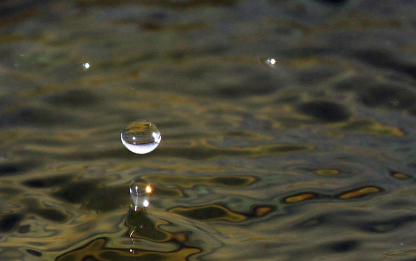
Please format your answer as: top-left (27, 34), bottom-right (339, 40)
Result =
top-left (1, 0), bottom-right (416, 260)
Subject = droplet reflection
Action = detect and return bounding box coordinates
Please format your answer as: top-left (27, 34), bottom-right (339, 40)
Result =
top-left (129, 178), bottom-right (152, 211)
top-left (121, 120), bottom-right (161, 154)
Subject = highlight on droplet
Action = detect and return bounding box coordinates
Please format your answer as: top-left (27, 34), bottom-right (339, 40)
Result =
top-left (146, 185), bottom-right (152, 193)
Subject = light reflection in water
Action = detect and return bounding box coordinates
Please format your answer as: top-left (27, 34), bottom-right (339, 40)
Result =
top-left (266, 58), bottom-right (276, 65)
top-left (83, 62), bottom-right (90, 70)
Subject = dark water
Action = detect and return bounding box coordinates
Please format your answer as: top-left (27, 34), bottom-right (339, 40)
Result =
top-left (1, 0), bottom-right (416, 260)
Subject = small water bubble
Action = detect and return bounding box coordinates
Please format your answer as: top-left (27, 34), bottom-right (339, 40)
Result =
top-left (82, 62), bottom-right (90, 71)
top-left (258, 57), bottom-right (278, 68)
top-left (130, 178), bottom-right (152, 211)
top-left (266, 58), bottom-right (276, 65)
top-left (121, 120), bottom-right (161, 154)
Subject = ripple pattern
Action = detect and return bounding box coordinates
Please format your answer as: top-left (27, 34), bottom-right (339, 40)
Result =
top-left (1, 0), bottom-right (416, 261)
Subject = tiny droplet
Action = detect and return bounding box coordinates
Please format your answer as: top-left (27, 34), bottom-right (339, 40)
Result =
top-left (83, 62), bottom-right (90, 71)
top-left (121, 120), bottom-right (161, 154)
top-left (266, 58), bottom-right (276, 65)
top-left (130, 178), bottom-right (151, 210)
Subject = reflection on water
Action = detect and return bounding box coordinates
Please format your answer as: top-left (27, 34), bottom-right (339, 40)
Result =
top-left (56, 204), bottom-right (215, 261)
top-left (1, 0), bottom-right (416, 260)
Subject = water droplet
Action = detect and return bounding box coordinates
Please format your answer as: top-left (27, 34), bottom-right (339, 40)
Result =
top-left (266, 58), bottom-right (276, 65)
top-left (130, 178), bottom-right (152, 211)
top-left (258, 57), bottom-right (278, 68)
top-left (83, 62), bottom-right (90, 71)
top-left (121, 120), bottom-right (161, 154)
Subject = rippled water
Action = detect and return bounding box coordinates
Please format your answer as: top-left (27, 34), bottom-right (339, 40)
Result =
top-left (1, 0), bottom-right (416, 260)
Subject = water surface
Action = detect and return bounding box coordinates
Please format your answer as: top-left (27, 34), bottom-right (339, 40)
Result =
top-left (1, 0), bottom-right (416, 260)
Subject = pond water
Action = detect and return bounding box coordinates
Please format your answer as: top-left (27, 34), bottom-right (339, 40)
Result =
top-left (1, 0), bottom-right (416, 260)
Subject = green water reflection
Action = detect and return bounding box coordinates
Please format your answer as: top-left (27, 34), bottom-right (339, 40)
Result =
top-left (1, 0), bottom-right (416, 260)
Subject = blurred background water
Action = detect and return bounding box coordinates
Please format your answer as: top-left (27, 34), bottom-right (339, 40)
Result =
top-left (1, 0), bottom-right (416, 260)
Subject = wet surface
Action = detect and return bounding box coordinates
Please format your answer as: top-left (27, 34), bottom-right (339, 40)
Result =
top-left (1, 0), bottom-right (416, 260)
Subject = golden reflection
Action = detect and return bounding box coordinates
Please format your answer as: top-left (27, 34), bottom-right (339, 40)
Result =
top-left (338, 186), bottom-right (382, 199)
top-left (55, 238), bottom-right (107, 261)
top-left (314, 169), bottom-right (340, 176)
top-left (254, 206), bottom-right (274, 217)
top-left (391, 172), bottom-right (411, 179)
top-left (284, 193), bottom-right (318, 203)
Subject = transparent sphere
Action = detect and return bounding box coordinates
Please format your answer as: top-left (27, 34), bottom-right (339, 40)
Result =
top-left (130, 178), bottom-right (152, 210)
top-left (121, 120), bottom-right (161, 154)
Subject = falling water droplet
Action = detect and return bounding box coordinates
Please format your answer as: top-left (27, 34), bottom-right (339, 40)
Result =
top-left (130, 178), bottom-right (152, 211)
top-left (121, 120), bottom-right (161, 154)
